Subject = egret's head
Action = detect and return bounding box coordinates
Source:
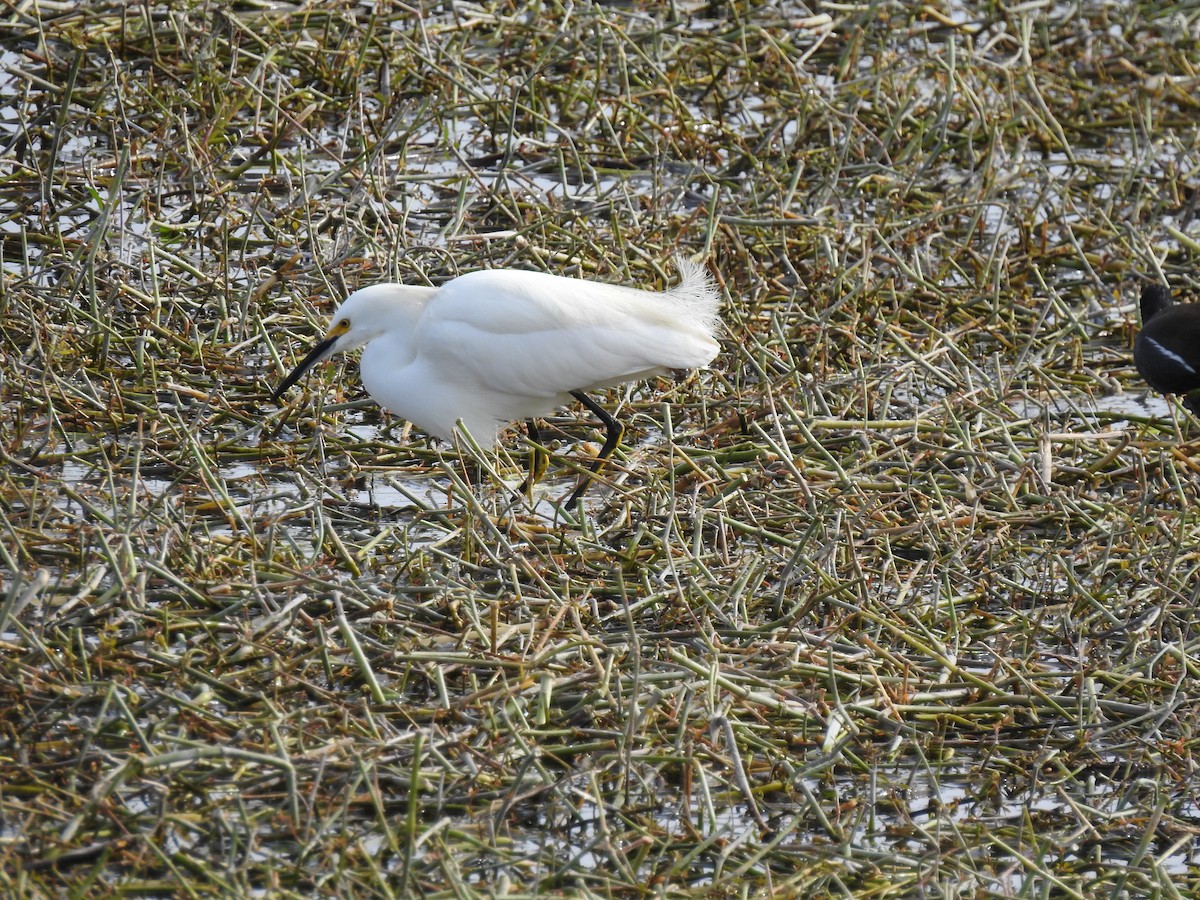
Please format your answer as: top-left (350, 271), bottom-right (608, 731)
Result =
top-left (271, 285), bottom-right (416, 402)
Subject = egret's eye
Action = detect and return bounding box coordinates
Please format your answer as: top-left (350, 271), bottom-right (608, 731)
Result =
top-left (339, 318), bottom-right (350, 329)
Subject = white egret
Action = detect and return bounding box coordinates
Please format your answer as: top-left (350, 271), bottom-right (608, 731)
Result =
top-left (273, 258), bottom-right (721, 504)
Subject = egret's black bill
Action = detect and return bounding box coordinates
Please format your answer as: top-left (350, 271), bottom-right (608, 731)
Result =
top-left (272, 335), bottom-right (339, 402)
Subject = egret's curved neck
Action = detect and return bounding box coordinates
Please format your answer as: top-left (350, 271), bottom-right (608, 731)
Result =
top-left (348, 284), bottom-right (438, 348)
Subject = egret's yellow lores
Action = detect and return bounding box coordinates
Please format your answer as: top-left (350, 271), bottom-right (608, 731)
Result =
top-left (273, 258), bottom-right (721, 503)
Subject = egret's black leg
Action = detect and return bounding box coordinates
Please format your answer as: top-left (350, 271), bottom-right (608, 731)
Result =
top-left (565, 390), bottom-right (624, 505)
top-left (518, 419), bottom-right (549, 496)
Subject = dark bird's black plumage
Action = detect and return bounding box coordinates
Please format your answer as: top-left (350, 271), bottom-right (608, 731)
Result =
top-left (1134, 284), bottom-right (1200, 415)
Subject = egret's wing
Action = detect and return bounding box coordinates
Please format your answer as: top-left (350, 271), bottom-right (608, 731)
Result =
top-left (416, 268), bottom-right (718, 400)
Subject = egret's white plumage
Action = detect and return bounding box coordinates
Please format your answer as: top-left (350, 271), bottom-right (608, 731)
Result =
top-left (273, 258), bottom-right (721, 499)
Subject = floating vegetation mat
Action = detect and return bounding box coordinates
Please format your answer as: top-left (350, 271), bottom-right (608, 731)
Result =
top-left (1, 1), bottom-right (1199, 895)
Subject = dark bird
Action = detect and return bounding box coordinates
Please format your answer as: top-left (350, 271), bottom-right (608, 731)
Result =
top-left (1134, 284), bottom-right (1200, 415)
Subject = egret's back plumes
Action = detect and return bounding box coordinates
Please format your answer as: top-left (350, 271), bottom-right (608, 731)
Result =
top-left (644, 255), bottom-right (721, 335)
